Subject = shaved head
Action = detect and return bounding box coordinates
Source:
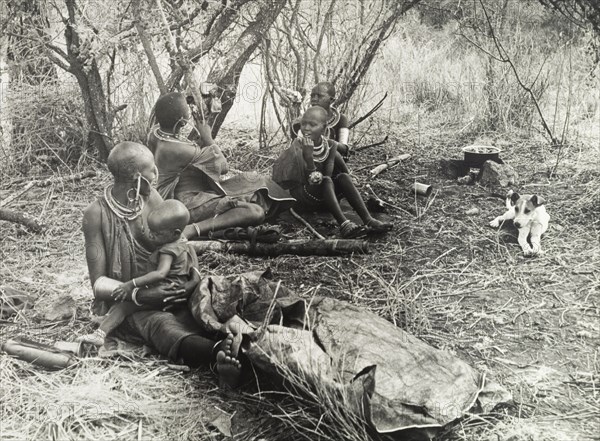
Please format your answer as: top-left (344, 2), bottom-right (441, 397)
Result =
top-left (107, 142), bottom-right (155, 182)
top-left (147, 200), bottom-right (190, 234)
top-left (154, 92), bottom-right (190, 131)
top-left (303, 106), bottom-right (328, 123)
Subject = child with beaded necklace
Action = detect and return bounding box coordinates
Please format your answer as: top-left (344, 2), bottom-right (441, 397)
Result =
top-left (273, 106), bottom-right (392, 238)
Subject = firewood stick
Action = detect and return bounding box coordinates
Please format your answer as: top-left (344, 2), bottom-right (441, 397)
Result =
top-left (189, 239), bottom-right (370, 256)
top-left (0, 208), bottom-right (44, 232)
top-left (353, 135), bottom-right (389, 153)
top-left (0, 182), bottom-right (35, 208)
top-left (369, 154), bottom-right (411, 178)
top-left (1, 170), bottom-right (97, 208)
top-left (289, 208), bottom-right (325, 239)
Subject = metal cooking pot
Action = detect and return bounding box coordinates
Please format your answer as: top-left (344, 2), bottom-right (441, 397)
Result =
top-left (462, 145), bottom-right (501, 169)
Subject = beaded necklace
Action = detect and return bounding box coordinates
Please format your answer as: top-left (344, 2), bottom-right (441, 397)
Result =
top-left (156, 127), bottom-right (192, 143)
top-left (327, 106), bottom-right (341, 128)
top-left (104, 185), bottom-right (144, 221)
top-left (312, 138), bottom-right (330, 163)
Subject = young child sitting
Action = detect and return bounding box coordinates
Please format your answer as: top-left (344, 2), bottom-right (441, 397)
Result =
top-left (273, 106), bottom-right (392, 238)
top-left (79, 200), bottom-right (200, 346)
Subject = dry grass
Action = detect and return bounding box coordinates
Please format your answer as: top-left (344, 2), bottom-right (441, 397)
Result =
top-left (1, 114), bottom-right (598, 440)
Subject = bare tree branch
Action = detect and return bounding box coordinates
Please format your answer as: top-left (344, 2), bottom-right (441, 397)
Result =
top-left (313, 0), bottom-right (337, 84)
top-left (133, 0), bottom-right (167, 95)
top-left (166, 0), bottom-right (252, 90)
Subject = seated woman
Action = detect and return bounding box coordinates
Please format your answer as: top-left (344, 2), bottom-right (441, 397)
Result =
top-left (82, 141), bottom-right (241, 387)
top-left (273, 106), bottom-right (392, 237)
top-left (147, 92), bottom-right (294, 240)
top-left (291, 81), bottom-right (351, 159)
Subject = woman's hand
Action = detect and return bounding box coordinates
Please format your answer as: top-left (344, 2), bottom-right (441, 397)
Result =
top-left (137, 282), bottom-right (186, 308)
top-left (195, 122), bottom-right (214, 148)
top-left (301, 136), bottom-right (314, 149)
top-left (112, 282), bottom-right (134, 302)
top-left (181, 278), bottom-right (199, 296)
top-left (308, 170), bottom-right (323, 185)
top-left (337, 142), bottom-right (352, 157)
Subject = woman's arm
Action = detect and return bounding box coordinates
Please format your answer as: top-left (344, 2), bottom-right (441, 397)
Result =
top-left (83, 201), bottom-right (108, 297)
top-left (323, 142), bottom-right (339, 177)
top-left (336, 114), bottom-right (351, 157)
top-left (183, 267), bottom-right (200, 296)
top-left (135, 283), bottom-right (185, 307)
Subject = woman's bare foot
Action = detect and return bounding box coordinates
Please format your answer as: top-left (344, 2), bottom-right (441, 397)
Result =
top-left (216, 334), bottom-right (242, 389)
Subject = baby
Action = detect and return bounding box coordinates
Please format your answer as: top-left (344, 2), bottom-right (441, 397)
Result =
top-left (79, 200), bottom-right (199, 346)
top-left (273, 106), bottom-right (392, 238)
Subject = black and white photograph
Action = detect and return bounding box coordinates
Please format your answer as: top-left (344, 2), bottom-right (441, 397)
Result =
top-left (0, 0), bottom-right (598, 439)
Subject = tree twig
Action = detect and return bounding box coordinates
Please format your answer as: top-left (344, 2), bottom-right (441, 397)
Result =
top-left (478, 0), bottom-right (559, 146)
top-left (289, 208), bottom-right (326, 240)
top-left (1, 170), bottom-right (97, 208)
top-left (353, 135), bottom-right (389, 152)
top-left (348, 93), bottom-right (388, 129)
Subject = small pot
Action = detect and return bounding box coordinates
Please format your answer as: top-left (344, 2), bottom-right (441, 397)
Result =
top-left (54, 341), bottom-right (84, 356)
top-left (412, 182), bottom-right (433, 197)
top-left (462, 145), bottom-right (501, 169)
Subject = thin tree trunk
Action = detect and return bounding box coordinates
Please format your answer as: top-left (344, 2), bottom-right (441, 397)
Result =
top-left (64, 0), bottom-right (114, 161)
top-left (0, 0), bottom-right (12, 162)
top-left (0, 29), bottom-right (11, 163)
top-left (133, 0), bottom-right (167, 95)
top-left (206, 0), bottom-right (286, 137)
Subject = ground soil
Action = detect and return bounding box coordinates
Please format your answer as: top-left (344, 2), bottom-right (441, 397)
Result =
top-left (0, 126), bottom-right (598, 441)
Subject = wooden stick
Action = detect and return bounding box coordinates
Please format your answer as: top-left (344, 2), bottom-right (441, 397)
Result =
top-left (34, 170), bottom-right (96, 187)
top-left (189, 239), bottom-right (370, 257)
top-left (1, 170), bottom-right (96, 208)
top-left (353, 135), bottom-right (389, 153)
top-left (348, 92), bottom-right (388, 129)
top-left (289, 208), bottom-right (325, 240)
top-left (0, 182), bottom-right (35, 208)
top-left (365, 184), bottom-right (413, 217)
top-left (0, 208), bottom-right (44, 232)
top-left (369, 154), bottom-right (411, 178)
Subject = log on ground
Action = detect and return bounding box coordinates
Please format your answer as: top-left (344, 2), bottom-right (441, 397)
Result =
top-left (189, 239), bottom-right (370, 256)
top-left (0, 208), bottom-right (44, 232)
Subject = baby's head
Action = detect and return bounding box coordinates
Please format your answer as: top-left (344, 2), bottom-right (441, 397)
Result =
top-left (147, 200), bottom-right (190, 245)
top-left (300, 106), bottom-right (328, 144)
